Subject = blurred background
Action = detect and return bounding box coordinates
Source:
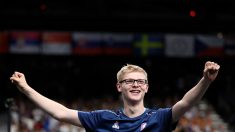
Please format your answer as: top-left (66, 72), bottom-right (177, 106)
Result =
top-left (0, 0), bottom-right (235, 131)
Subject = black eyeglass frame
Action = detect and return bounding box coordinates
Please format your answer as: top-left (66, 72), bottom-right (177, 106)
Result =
top-left (119, 79), bottom-right (148, 85)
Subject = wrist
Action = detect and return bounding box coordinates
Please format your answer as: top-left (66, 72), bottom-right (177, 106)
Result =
top-left (20, 85), bottom-right (32, 94)
top-left (202, 76), bottom-right (213, 83)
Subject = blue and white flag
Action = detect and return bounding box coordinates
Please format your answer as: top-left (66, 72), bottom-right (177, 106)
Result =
top-left (165, 34), bottom-right (194, 57)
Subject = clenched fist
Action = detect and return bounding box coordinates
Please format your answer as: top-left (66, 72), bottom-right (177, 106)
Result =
top-left (203, 61), bottom-right (220, 82)
top-left (10, 72), bottom-right (30, 93)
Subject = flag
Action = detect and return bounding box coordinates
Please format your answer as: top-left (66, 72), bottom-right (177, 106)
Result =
top-left (0, 32), bottom-right (9, 54)
top-left (223, 34), bottom-right (235, 56)
top-left (72, 32), bottom-right (103, 55)
top-left (9, 31), bottom-right (41, 54)
top-left (165, 34), bottom-right (194, 58)
top-left (195, 34), bottom-right (224, 57)
top-left (134, 34), bottom-right (164, 57)
top-left (42, 32), bottom-right (72, 55)
top-left (103, 33), bottom-right (133, 56)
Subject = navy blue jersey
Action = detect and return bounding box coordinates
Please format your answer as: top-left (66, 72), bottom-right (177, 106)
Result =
top-left (78, 108), bottom-right (176, 132)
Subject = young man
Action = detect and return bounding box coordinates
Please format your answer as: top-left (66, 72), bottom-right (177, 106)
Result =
top-left (10, 61), bottom-right (220, 131)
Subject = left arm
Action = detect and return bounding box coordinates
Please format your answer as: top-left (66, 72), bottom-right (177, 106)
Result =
top-left (172, 61), bottom-right (220, 122)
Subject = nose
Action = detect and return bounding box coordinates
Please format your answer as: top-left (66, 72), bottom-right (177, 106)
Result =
top-left (133, 80), bottom-right (139, 86)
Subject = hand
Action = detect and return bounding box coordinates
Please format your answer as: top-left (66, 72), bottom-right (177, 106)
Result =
top-left (203, 61), bottom-right (220, 82)
top-left (10, 72), bottom-right (30, 93)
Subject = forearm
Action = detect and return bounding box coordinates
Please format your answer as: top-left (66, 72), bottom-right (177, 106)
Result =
top-left (181, 77), bottom-right (211, 107)
top-left (11, 72), bottom-right (82, 126)
top-left (172, 77), bottom-right (211, 122)
top-left (23, 86), bottom-right (68, 120)
top-left (173, 61), bottom-right (219, 122)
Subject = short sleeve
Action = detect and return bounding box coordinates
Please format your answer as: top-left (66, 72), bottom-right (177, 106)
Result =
top-left (156, 108), bottom-right (177, 131)
top-left (78, 110), bottom-right (102, 131)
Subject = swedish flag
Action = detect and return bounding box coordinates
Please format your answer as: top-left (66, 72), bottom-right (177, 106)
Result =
top-left (134, 34), bottom-right (164, 57)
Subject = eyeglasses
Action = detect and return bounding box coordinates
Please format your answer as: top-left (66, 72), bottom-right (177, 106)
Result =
top-left (119, 79), bottom-right (147, 85)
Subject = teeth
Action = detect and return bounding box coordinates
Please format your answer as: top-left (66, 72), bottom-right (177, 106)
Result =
top-left (130, 90), bottom-right (140, 93)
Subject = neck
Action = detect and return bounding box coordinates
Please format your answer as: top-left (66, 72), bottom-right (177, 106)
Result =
top-left (122, 100), bottom-right (146, 118)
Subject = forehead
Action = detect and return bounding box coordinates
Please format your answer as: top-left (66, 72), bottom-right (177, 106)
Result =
top-left (122, 72), bottom-right (146, 80)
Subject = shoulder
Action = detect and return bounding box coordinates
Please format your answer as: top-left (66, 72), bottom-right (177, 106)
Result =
top-left (147, 107), bottom-right (172, 118)
top-left (148, 107), bottom-right (172, 113)
top-left (78, 109), bottom-right (120, 118)
top-left (94, 109), bottom-right (119, 116)
top-left (148, 107), bottom-right (175, 130)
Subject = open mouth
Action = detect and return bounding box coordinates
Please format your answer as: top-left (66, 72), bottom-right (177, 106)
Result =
top-left (129, 90), bottom-right (141, 94)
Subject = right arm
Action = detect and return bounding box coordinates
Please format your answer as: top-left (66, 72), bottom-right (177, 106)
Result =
top-left (10, 71), bottom-right (83, 127)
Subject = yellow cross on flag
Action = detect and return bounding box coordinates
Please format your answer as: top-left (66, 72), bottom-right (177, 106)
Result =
top-left (134, 34), bottom-right (164, 56)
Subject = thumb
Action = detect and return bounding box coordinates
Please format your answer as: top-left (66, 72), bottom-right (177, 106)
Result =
top-left (10, 72), bottom-right (24, 83)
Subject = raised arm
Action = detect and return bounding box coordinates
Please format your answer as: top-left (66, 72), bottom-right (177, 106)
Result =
top-left (172, 61), bottom-right (220, 122)
top-left (10, 71), bottom-right (83, 127)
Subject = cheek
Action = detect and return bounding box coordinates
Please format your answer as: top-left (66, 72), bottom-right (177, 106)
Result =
top-left (118, 86), bottom-right (129, 93)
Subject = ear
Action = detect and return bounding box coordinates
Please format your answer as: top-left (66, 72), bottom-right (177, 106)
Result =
top-left (116, 83), bottom-right (122, 92)
top-left (145, 84), bottom-right (149, 93)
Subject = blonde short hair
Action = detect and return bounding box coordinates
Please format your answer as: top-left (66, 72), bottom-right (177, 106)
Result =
top-left (117, 64), bottom-right (148, 82)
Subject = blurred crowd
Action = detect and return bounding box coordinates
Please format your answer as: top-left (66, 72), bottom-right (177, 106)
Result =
top-left (0, 96), bottom-right (231, 132)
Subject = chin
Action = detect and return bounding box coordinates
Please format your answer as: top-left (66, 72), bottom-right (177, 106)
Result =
top-left (130, 93), bottom-right (145, 99)
top-left (129, 96), bottom-right (143, 102)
